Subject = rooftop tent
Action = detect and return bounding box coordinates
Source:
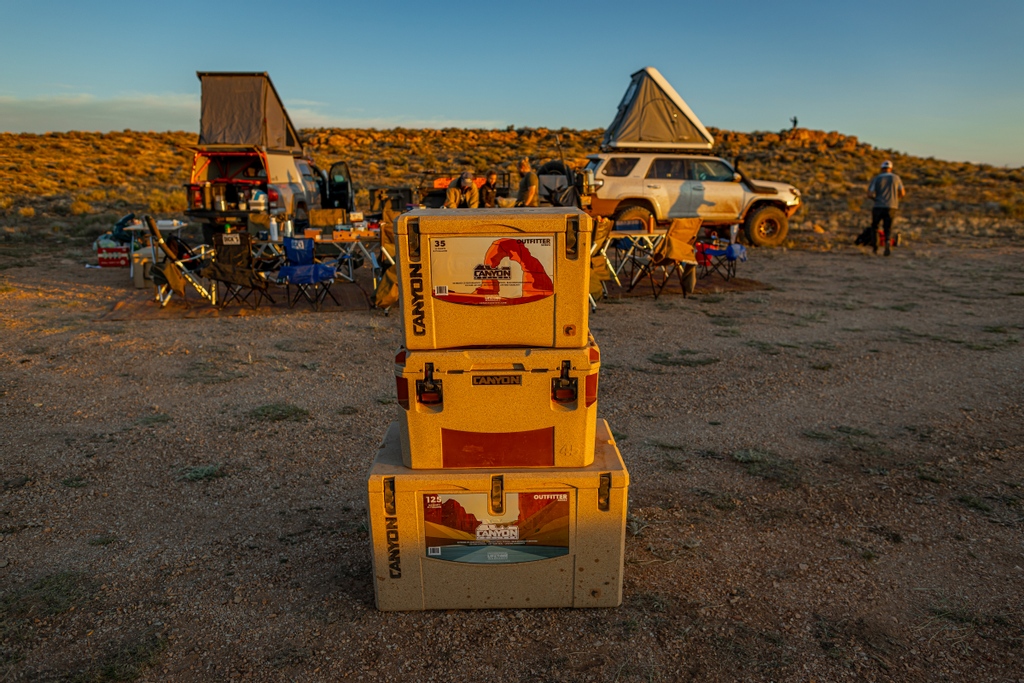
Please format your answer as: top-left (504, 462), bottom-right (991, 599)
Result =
top-left (197, 72), bottom-right (301, 152)
top-left (601, 67), bottom-right (714, 151)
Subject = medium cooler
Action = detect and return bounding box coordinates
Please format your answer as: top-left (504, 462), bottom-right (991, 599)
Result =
top-left (394, 337), bottom-right (600, 469)
top-left (395, 208), bottom-right (592, 350)
top-left (367, 419), bottom-right (628, 611)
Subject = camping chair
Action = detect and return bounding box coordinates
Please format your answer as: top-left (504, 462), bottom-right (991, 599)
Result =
top-left (145, 215), bottom-right (214, 307)
top-left (277, 237), bottom-right (338, 311)
top-left (588, 217), bottom-right (615, 311)
top-left (697, 238), bottom-right (747, 281)
top-left (627, 218), bottom-right (702, 299)
top-left (203, 232), bottom-right (274, 309)
top-left (373, 206), bottom-right (400, 313)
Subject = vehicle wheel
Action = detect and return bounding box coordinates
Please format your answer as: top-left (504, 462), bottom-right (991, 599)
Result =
top-left (614, 204), bottom-right (653, 226)
top-left (537, 160), bottom-right (571, 176)
top-left (743, 205), bottom-right (788, 247)
top-left (294, 204), bottom-right (309, 222)
top-left (682, 263), bottom-right (697, 295)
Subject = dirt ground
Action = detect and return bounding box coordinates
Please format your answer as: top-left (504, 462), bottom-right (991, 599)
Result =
top-left (1, 242), bottom-right (1022, 682)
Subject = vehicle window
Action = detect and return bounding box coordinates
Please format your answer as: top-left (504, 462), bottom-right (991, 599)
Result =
top-left (296, 161), bottom-right (315, 182)
top-left (647, 158), bottom-right (687, 180)
top-left (584, 159), bottom-right (602, 175)
top-left (690, 160), bottom-right (734, 182)
top-left (601, 157), bottom-right (639, 177)
top-left (330, 164), bottom-right (348, 183)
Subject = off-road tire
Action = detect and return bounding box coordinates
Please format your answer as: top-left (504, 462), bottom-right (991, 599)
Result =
top-left (743, 205), bottom-right (788, 247)
top-left (614, 204), bottom-right (654, 226)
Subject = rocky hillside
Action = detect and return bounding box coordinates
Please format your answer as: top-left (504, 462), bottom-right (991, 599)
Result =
top-left (1, 127), bottom-right (1021, 251)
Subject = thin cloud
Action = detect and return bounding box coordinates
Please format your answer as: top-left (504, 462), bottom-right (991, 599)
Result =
top-left (0, 94), bottom-right (507, 134)
top-left (0, 93), bottom-right (199, 133)
top-left (288, 105), bottom-right (504, 130)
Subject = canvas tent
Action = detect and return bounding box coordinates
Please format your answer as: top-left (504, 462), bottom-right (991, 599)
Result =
top-left (601, 67), bottom-right (714, 151)
top-left (197, 72), bottom-right (301, 152)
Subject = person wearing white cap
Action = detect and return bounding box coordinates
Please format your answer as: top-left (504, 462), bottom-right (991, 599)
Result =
top-left (867, 160), bottom-right (906, 256)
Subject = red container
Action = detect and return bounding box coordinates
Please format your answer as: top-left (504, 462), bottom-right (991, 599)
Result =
top-left (97, 247), bottom-right (129, 268)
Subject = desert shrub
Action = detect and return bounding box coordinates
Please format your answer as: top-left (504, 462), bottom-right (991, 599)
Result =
top-left (147, 188), bottom-right (187, 214)
top-left (0, 196), bottom-right (12, 210)
top-left (18, 206), bottom-right (35, 218)
top-left (69, 199), bottom-right (92, 215)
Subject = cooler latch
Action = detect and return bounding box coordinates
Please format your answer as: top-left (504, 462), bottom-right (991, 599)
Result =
top-left (416, 362), bottom-right (443, 405)
top-left (551, 360), bottom-right (578, 404)
top-left (489, 476), bottom-right (504, 515)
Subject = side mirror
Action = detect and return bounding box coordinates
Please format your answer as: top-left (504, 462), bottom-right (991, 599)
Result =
top-left (733, 173), bottom-right (742, 183)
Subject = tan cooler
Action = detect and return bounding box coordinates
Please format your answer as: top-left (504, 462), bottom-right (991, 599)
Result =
top-left (394, 337), bottom-right (600, 469)
top-left (367, 419), bottom-right (628, 611)
top-left (395, 208), bottom-right (592, 350)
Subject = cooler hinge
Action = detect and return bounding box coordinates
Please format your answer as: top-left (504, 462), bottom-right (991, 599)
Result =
top-left (383, 477), bottom-right (396, 515)
top-left (597, 473), bottom-right (611, 511)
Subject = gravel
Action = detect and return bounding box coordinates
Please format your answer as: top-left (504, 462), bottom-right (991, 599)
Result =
top-left (1, 243), bottom-right (1022, 681)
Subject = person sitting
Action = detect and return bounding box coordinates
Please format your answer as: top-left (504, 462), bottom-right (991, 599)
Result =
top-left (444, 172), bottom-right (479, 208)
top-left (479, 170), bottom-right (499, 208)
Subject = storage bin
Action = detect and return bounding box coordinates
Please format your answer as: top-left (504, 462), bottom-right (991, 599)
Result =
top-left (367, 419), bottom-right (628, 610)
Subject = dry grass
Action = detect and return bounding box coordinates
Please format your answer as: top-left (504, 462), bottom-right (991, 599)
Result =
top-left (1, 126), bottom-right (1021, 261)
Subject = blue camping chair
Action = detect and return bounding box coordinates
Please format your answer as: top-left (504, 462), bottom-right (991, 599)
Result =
top-left (697, 239), bottom-right (747, 281)
top-left (277, 237), bottom-right (338, 310)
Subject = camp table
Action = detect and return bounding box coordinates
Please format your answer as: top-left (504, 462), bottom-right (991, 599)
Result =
top-left (601, 226), bottom-right (668, 287)
top-left (124, 220), bottom-right (188, 279)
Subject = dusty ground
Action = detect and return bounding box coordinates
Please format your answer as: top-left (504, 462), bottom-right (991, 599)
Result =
top-left (1, 242), bottom-right (1022, 682)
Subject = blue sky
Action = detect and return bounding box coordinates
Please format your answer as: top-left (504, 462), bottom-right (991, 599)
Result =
top-left (1, 0), bottom-right (1021, 166)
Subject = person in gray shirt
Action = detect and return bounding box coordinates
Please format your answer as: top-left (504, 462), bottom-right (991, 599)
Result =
top-left (867, 160), bottom-right (906, 256)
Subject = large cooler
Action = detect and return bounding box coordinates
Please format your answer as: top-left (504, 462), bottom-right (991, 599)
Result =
top-left (367, 419), bottom-right (628, 611)
top-left (395, 208), bottom-right (592, 350)
top-left (394, 337), bottom-right (600, 469)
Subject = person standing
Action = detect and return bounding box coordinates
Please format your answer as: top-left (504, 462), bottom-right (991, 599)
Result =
top-left (479, 170), bottom-right (499, 208)
top-left (516, 158), bottom-right (539, 207)
top-left (444, 172), bottom-right (479, 209)
top-left (867, 160), bottom-right (906, 256)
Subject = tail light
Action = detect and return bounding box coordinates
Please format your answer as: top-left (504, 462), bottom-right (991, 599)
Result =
top-left (585, 373), bottom-right (598, 407)
top-left (267, 186), bottom-right (280, 208)
top-left (191, 188), bottom-right (203, 208)
top-left (551, 360), bottom-right (577, 404)
top-left (416, 362), bottom-right (443, 405)
top-left (588, 345), bottom-right (600, 363)
top-left (396, 377), bottom-right (410, 410)
top-left (395, 349), bottom-right (406, 365)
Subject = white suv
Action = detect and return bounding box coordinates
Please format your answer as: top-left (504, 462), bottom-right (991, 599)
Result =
top-left (583, 152), bottom-right (802, 247)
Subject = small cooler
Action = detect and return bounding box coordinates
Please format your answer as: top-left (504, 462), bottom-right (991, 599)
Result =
top-left (394, 337), bottom-right (600, 469)
top-left (395, 208), bottom-right (592, 350)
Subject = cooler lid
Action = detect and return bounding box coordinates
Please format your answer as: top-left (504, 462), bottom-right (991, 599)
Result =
top-left (396, 208), bottom-right (588, 235)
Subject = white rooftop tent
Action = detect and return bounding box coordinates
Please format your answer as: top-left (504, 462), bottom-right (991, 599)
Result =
top-left (601, 67), bottom-right (714, 151)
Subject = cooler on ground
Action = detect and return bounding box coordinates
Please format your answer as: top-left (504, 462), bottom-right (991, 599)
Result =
top-left (394, 336), bottom-right (600, 469)
top-left (367, 419), bottom-right (628, 611)
top-left (395, 208), bottom-right (592, 350)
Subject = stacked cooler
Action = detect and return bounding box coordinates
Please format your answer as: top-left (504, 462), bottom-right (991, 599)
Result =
top-left (366, 208), bottom-right (629, 611)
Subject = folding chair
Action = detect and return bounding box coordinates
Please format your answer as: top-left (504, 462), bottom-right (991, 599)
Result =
top-left (277, 237), bottom-right (337, 311)
top-left (145, 216), bottom-right (214, 307)
top-left (628, 218), bottom-right (702, 299)
top-left (203, 232), bottom-right (274, 309)
top-left (697, 240), bottom-right (747, 281)
top-left (588, 217), bottom-right (615, 311)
